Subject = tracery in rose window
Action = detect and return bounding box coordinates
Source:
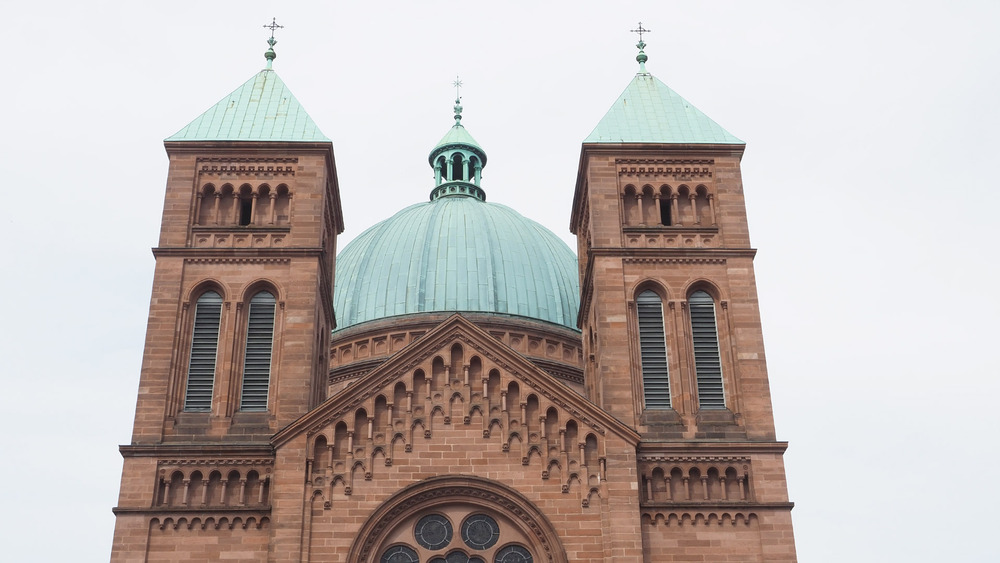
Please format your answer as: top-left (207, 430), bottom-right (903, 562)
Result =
top-left (377, 508), bottom-right (533, 563)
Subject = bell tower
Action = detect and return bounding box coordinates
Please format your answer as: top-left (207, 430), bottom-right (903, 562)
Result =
top-left (111, 32), bottom-right (343, 559)
top-left (570, 31), bottom-right (796, 559)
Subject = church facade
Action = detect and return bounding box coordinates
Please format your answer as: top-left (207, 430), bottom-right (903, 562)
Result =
top-left (111, 36), bottom-right (797, 562)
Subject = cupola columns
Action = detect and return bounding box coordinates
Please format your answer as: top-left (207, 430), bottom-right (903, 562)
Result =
top-left (428, 85), bottom-right (488, 201)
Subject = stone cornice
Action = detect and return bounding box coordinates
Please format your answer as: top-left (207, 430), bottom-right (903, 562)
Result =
top-left (637, 441), bottom-right (788, 459)
top-left (589, 247), bottom-right (755, 260)
top-left (191, 226), bottom-right (291, 233)
top-left (112, 506), bottom-right (271, 516)
top-left (152, 247), bottom-right (324, 259)
top-left (641, 501), bottom-right (793, 510)
top-left (195, 156), bottom-right (298, 177)
top-left (119, 443), bottom-right (275, 459)
top-left (331, 311), bottom-right (581, 344)
top-left (164, 140), bottom-right (334, 153)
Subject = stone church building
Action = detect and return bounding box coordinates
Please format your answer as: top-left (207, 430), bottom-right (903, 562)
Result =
top-left (111, 35), bottom-right (797, 562)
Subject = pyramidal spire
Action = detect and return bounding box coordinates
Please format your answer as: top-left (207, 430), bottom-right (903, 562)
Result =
top-left (583, 24), bottom-right (743, 145)
top-left (165, 21), bottom-right (328, 142)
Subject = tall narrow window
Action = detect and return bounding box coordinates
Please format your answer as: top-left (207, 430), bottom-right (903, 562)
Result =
top-left (184, 291), bottom-right (223, 411)
top-left (659, 198), bottom-right (672, 225)
top-left (689, 290), bottom-right (725, 409)
top-left (240, 291), bottom-right (276, 411)
top-left (239, 197), bottom-right (253, 225)
top-left (637, 290), bottom-right (670, 409)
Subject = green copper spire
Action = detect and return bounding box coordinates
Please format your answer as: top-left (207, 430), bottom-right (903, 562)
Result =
top-left (166, 21), bottom-right (328, 143)
top-left (428, 78), bottom-right (487, 201)
top-left (584, 26), bottom-right (743, 145)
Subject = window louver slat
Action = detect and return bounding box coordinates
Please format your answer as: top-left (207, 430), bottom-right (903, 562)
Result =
top-left (637, 291), bottom-right (670, 409)
top-left (240, 292), bottom-right (276, 411)
top-left (689, 291), bottom-right (725, 409)
top-left (184, 291), bottom-right (222, 411)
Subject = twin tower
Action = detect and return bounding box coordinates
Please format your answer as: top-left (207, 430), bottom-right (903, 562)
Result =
top-left (111, 37), bottom-right (797, 562)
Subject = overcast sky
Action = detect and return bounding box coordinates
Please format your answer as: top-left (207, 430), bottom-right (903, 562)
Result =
top-left (1, 1), bottom-right (997, 561)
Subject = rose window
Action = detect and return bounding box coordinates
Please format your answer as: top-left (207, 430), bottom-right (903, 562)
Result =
top-left (378, 508), bottom-right (533, 563)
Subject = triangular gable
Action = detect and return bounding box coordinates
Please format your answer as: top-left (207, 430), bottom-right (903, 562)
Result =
top-left (166, 69), bottom-right (329, 142)
top-left (273, 314), bottom-right (638, 448)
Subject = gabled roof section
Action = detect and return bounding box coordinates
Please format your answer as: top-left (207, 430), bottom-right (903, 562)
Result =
top-left (584, 72), bottom-right (743, 145)
top-left (166, 69), bottom-right (328, 142)
top-left (273, 314), bottom-right (639, 447)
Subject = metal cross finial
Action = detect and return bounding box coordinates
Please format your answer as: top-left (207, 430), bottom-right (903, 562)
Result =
top-left (264, 17), bottom-right (284, 42)
top-left (452, 76), bottom-right (464, 124)
top-left (262, 18), bottom-right (283, 68)
top-left (630, 22), bottom-right (651, 43)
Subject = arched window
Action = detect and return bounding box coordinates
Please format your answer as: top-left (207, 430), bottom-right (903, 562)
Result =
top-left (689, 290), bottom-right (725, 409)
top-left (240, 291), bottom-right (276, 411)
top-left (637, 290), bottom-right (670, 409)
top-left (184, 291), bottom-right (223, 411)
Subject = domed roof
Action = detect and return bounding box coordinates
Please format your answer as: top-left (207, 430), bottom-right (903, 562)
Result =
top-left (333, 196), bottom-right (580, 331)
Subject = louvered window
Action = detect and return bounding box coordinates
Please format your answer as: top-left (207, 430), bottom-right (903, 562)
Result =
top-left (637, 290), bottom-right (670, 409)
top-left (689, 290), bottom-right (725, 409)
top-left (184, 291), bottom-right (222, 411)
top-left (240, 291), bottom-right (276, 411)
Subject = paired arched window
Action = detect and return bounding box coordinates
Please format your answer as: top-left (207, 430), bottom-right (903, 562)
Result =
top-left (184, 291), bottom-right (223, 411)
top-left (689, 290), bottom-right (725, 409)
top-left (240, 291), bottom-right (276, 411)
top-left (637, 290), bottom-right (671, 409)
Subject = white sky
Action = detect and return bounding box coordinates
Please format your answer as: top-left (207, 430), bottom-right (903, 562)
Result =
top-left (1, 1), bottom-right (998, 561)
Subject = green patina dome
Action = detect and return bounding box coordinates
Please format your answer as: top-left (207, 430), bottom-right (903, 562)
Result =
top-left (333, 97), bottom-right (580, 332)
top-left (333, 196), bottom-right (580, 331)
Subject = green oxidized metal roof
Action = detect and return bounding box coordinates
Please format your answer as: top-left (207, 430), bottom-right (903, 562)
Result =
top-left (433, 123), bottom-right (481, 152)
top-left (585, 72), bottom-right (743, 144)
top-left (333, 196), bottom-right (580, 331)
top-left (166, 69), bottom-right (328, 142)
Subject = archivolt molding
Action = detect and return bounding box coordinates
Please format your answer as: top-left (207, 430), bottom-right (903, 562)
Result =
top-left (348, 475), bottom-right (567, 563)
